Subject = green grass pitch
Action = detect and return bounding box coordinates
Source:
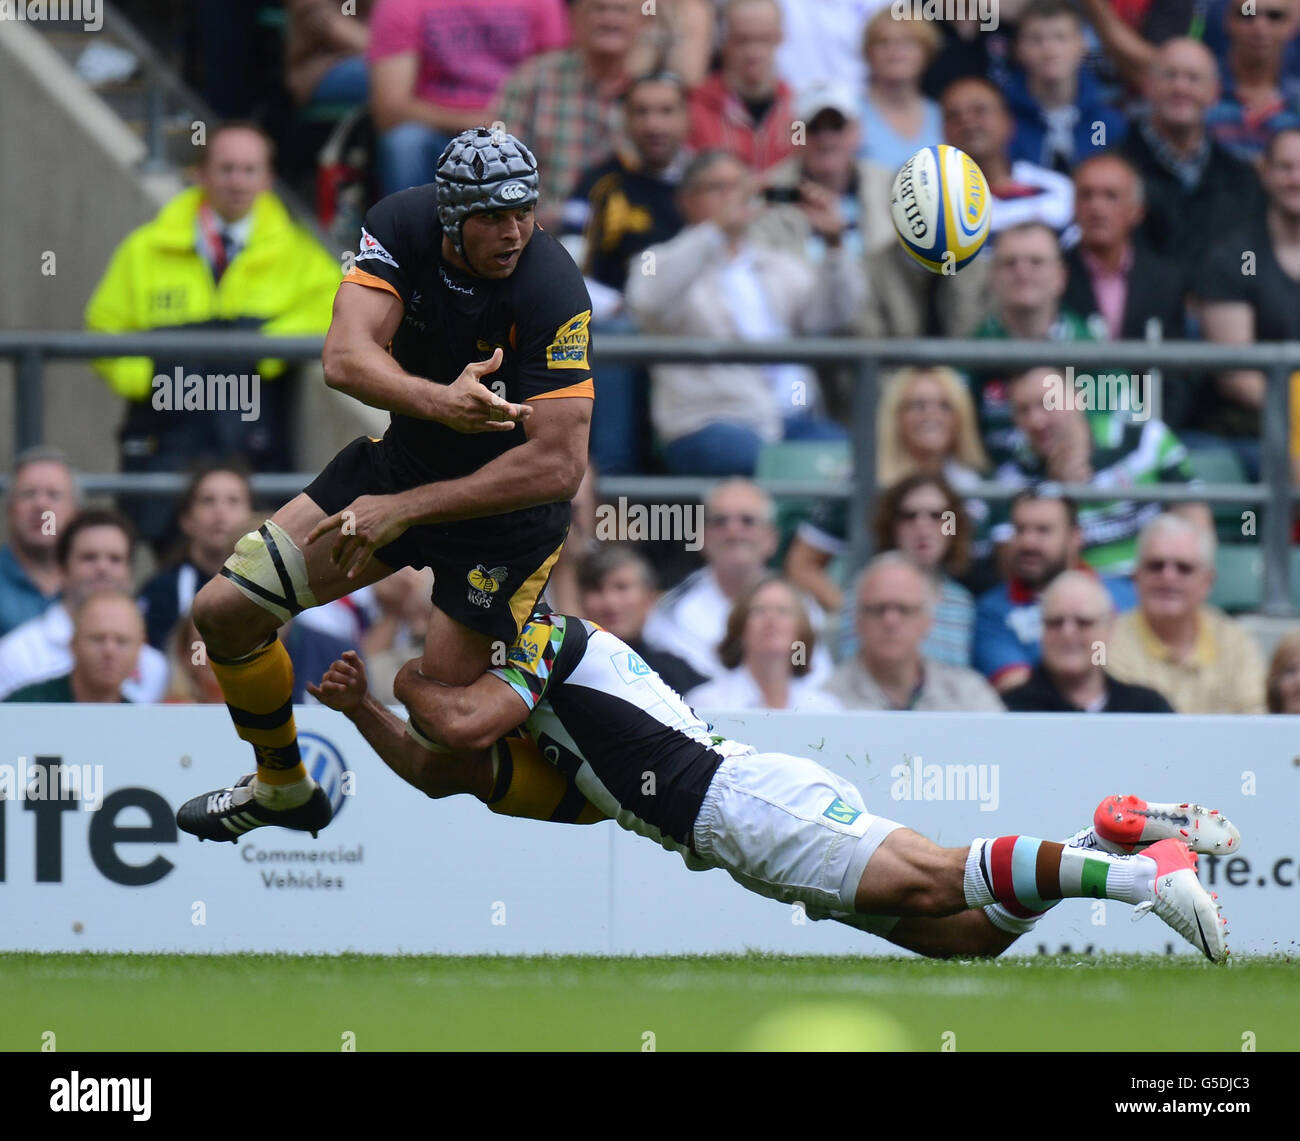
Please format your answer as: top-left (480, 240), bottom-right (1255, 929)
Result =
top-left (2, 952), bottom-right (1296, 1051)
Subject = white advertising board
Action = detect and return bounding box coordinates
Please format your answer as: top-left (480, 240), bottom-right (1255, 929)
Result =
top-left (0, 705), bottom-right (1294, 957)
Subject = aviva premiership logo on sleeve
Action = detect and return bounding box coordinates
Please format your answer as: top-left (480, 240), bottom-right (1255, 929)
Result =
top-left (546, 309), bottom-right (591, 370)
top-left (507, 620), bottom-right (551, 670)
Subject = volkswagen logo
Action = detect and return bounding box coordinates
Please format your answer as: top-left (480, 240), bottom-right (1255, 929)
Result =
top-left (299, 732), bottom-right (351, 818)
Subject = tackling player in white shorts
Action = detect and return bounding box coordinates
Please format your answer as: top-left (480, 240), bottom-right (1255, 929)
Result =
top-left (308, 612), bottom-right (1238, 961)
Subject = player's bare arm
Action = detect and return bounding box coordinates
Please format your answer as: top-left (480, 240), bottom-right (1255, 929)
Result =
top-left (324, 284), bottom-right (529, 428)
top-left (392, 658), bottom-right (530, 751)
top-left (395, 395), bottom-right (590, 527)
top-left (308, 651), bottom-right (493, 799)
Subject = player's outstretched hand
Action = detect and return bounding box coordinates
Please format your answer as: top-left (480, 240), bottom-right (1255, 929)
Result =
top-left (307, 494), bottom-right (411, 579)
top-left (307, 649), bottom-right (368, 714)
top-left (436, 348), bottom-right (533, 433)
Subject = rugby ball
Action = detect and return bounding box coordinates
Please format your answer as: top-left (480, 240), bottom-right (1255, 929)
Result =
top-left (890, 144), bottom-right (990, 274)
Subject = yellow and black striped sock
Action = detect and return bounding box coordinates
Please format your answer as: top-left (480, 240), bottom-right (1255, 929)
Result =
top-left (486, 738), bottom-right (606, 825)
top-left (209, 636), bottom-right (306, 787)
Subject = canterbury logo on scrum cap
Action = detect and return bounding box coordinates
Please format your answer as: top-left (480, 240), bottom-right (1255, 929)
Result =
top-left (498, 182), bottom-right (529, 202)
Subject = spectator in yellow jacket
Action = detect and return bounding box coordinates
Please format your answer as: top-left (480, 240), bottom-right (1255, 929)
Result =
top-left (85, 123), bottom-right (342, 552)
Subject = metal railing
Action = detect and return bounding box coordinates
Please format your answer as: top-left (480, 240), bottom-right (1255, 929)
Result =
top-left (0, 331), bottom-right (1294, 613)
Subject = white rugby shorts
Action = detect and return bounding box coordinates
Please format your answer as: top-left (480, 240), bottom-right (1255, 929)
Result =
top-left (691, 751), bottom-right (904, 932)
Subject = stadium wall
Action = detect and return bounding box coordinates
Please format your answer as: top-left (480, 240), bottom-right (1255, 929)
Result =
top-left (0, 18), bottom-right (181, 475)
top-left (1, 706), bottom-right (1293, 958)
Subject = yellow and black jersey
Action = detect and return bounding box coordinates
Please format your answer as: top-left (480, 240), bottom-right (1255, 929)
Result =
top-left (490, 613), bottom-right (755, 850)
top-left (341, 185), bottom-right (594, 490)
top-left (561, 153), bottom-right (685, 291)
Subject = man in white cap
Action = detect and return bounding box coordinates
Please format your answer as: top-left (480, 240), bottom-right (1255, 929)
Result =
top-left (750, 81), bottom-right (895, 269)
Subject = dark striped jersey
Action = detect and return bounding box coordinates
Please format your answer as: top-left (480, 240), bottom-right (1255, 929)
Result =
top-left (341, 184), bottom-right (594, 510)
top-left (489, 613), bottom-right (753, 855)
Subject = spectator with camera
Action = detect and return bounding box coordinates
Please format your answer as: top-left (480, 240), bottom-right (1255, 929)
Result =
top-left (749, 82), bottom-right (894, 268)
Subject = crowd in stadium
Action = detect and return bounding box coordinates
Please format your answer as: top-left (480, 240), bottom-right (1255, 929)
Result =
top-left (6, 0), bottom-right (1300, 716)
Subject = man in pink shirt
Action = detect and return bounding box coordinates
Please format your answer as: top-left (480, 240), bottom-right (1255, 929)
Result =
top-left (688, 0), bottom-right (796, 173)
top-left (368, 0), bottom-right (570, 194)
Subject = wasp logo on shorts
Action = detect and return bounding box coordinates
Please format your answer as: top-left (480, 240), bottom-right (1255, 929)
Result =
top-left (546, 309), bottom-right (591, 370)
top-left (823, 797), bottom-right (861, 826)
top-left (467, 564), bottom-right (508, 609)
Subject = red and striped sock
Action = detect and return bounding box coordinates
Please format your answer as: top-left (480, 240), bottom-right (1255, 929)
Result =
top-left (964, 836), bottom-right (1155, 919)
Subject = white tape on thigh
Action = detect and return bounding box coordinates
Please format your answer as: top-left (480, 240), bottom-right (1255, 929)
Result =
top-left (220, 520), bottom-right (319, 623)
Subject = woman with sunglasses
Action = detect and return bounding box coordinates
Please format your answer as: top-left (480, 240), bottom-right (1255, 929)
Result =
top-left (785, 367), bottom-right (992, 616)
top-left (829, 473), bottom-right (976, 666)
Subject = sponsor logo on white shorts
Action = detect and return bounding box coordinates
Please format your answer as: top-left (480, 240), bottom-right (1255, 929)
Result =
top-left (823, 797), bottom-right (861, 826)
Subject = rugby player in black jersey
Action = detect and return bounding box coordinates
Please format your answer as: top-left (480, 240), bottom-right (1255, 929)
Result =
top-left (308, 615), bottom-right (1237, 962)
top-left (177, 129), bottom-right (594, 842)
